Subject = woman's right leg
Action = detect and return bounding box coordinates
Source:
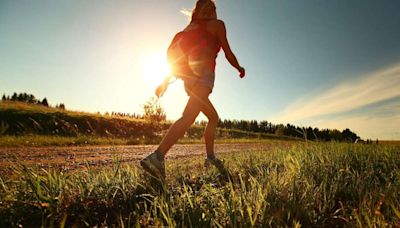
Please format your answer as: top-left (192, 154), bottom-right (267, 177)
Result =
top-left (156, 86), bottom-right (211, 155)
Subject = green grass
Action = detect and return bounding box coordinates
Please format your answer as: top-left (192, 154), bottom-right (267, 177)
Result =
top-left (1, 142), bottom-right (399, 227)
top-left (0, 135), bottom-right (289, 147)
top-left (0, 135), bottom-right (129, 147)
top-left (0, 101), bottom-right (300, 147)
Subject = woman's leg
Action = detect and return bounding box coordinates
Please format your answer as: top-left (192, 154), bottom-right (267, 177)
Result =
top-left (156, 86), bottom-right (211, 155)
top-left (200, 97), bottom-right (219, 157)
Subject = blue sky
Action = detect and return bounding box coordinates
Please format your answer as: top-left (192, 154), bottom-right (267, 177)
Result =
top-left (1, 0), bottom-right (400, 140)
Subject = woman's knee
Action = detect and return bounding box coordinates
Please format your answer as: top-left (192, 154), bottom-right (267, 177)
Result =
top-left (180, 112), bottom-right (198, 125)
top-left (208, 112), bottom-right (219, 125)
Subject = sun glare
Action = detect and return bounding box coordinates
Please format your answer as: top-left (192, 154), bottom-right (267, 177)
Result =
top-left (142, 52), bottom-right (171, 87)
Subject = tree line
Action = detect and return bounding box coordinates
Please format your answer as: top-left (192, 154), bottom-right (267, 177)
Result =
top-left (2, 92), bottom-right (65, 110)
top-left (196, 119), bottom-right (359, 142)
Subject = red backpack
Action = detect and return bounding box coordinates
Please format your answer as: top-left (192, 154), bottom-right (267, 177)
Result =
top-left (167, 20), bottom-right (219, 80)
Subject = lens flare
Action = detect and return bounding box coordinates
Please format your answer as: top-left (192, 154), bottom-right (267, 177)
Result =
top-left (142, 51), bottom-right (171, 87)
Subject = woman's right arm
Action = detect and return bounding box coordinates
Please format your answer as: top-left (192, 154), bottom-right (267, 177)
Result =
top-left (217, 20), bottom-right (245, 78)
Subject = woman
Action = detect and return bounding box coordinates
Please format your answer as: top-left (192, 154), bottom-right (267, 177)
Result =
top-left (141, 0), bottom-right (245, 179)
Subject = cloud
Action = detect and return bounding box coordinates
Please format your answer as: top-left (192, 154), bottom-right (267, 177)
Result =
top-left (273, 63), bottom-right (400, 123)
top-left (312, 103), bottom-right (400, 140)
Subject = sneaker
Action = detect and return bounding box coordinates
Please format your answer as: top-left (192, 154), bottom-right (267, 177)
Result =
top-left (140, 152), bottom-right (165, 179)
top-left (204, 157), bottom-right (225, 171)
top-left (204, 156), bottom-right (230, 180)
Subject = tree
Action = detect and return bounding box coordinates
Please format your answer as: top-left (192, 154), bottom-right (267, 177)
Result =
top-left (41, 98), bottom-right (49, 107)
top-left (275, 124), bottom-right (285, 136)
top-left (28, 94), bottom-right (37, 104)
top-left (1, 94), bottom-right (6, 101)
top-left (142, 97), bottom-right (166, 122)
top-left (342, 128), bottom-right (359, 142)
top-left (56, 103), bottom-right (66, 110)
top-left (11, 93), bottom-right (17, 101)
top-left (329, 129), bottom-right (342, 141)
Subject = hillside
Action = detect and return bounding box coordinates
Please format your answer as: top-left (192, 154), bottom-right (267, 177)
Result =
top-left (0, 101), bottom-right (296, 146)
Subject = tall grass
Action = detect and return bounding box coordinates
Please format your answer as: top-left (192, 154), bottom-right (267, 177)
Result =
top-left (1, 142), bottom-right (399, 227)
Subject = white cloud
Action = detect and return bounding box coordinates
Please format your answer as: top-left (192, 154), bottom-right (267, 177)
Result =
top-left (271, 63), bottom-right (400, 140)
top-left (314, 112), bottom-right (400, 140)
top-left (272, 64), bottom-right (400, 123)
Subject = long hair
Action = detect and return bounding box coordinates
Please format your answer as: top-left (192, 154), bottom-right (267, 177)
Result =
top-left (182, 0), bottom-right (216, 22)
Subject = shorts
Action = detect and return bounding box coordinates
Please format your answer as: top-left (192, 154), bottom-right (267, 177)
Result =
top-left (184, 70), bottom-right (215, 95)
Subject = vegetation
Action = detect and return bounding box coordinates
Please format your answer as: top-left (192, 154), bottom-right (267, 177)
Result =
top-left (142, 96), bottom-right (167, 122)
top-left (0, 135), bottom-right (288, 147)
top-left (0, 142), bottom-right (399, 227)
top-left (0, 101), bottom-right (300, 147)
top-left (213, 120), bottom-right (359, 142)
top-left (0, 100), bottom-right (166, 140)
top-left (2, 92), bottom-right (64, 109)
top-left (0, 100), bottom-right (299, 148)
top-left (1, 93), bottom-right (360, 145)
top-left (0, 135), bottom-right (130, 147)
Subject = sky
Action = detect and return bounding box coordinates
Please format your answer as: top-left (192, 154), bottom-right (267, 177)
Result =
top-left (1, 0), bottom-right (400, 140)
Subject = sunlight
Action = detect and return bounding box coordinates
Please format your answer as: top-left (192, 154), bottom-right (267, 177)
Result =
top-left (141, 51), bottom-right (171, 88)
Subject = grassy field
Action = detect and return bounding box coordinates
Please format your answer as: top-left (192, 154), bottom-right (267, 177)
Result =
top-left (0, 101), bottom-right (299, 147)
top-left (0, 135), bottom-right (296, 148)
top-left (1, 142), bottom-right (399, 227)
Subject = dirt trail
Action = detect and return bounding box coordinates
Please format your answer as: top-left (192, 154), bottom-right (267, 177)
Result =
top-left (0, 143), bottom-right (283, 173)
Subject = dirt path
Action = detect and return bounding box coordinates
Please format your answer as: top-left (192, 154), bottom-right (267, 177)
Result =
top-left (0, 143), bottom-right (285, 173)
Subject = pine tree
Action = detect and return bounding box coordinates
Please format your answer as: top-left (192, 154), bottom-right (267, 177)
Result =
top-left (1, 94), bottom-right (6, 101)
top-left (11, 92), bottom-right (17, 101)
top-left (41, 98), bottom-right (49, 107)
top-left (28, 94), bottom-right (36, 104)
top-left (17, 93), bottom-right (24, 102)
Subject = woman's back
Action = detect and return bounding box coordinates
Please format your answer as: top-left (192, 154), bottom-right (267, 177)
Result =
top-left (184, 19), bottom-right (221, 37)
top-left (184, 19), bottom-right (222, 76)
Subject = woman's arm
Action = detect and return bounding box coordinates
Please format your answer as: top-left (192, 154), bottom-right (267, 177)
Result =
top-left (155, 74), bottom-right (174, 97)
top-left (217, 20), bottom-right (245, 78)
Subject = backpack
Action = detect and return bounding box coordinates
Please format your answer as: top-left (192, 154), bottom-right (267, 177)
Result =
top-left (167, 21), bottom-right (219, 80)
top-left (167, 31), bottom-right (192, 80)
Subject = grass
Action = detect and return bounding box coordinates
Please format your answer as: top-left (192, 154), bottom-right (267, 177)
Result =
top-left (380, 140), bottom-right (400, 145)
top-left (0, 101), bottom-right (300, 147)
top-left (1, 142), bottom-right (399, 227)
top-left (0, 135), bottom-right (129, 147)
top-left (0, 135), bottom-right (289, 147)
top-left (0, 101), bottom-right (119, 119)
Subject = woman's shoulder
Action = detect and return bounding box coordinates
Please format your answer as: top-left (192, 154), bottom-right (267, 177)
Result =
top-left (207, 19), bottom-right (225, 31)
top-left (208, 19), bottom-right (224, 26)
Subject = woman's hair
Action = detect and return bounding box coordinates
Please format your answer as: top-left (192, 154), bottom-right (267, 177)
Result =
top-left (186, 0), bottom-right (216, 22)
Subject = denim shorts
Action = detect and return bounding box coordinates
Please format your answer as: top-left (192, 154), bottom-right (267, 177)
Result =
top-left (184, 72), bottom-right (215, 95)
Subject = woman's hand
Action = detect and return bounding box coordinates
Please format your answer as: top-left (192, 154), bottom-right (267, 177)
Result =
top-left (155, 81), bottom-right (168, 98)
top-left (155, 75), bottom-right (174, 97)
top-left (238, 67), bottom-right (245, 78)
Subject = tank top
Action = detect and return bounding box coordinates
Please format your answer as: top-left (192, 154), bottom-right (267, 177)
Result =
top-left (188, 19), bottom-right (221, 72)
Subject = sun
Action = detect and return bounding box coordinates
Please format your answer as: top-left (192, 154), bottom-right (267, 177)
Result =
top-left (142, 51), bottom-right (171, 87)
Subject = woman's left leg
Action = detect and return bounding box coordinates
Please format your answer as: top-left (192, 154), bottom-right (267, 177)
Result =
top-left (156, 86), bottom-right (211, 155)
top-left (200, 97), bottom-right (219, 157)
top-left (141, 86), bottom-right (211, 178)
